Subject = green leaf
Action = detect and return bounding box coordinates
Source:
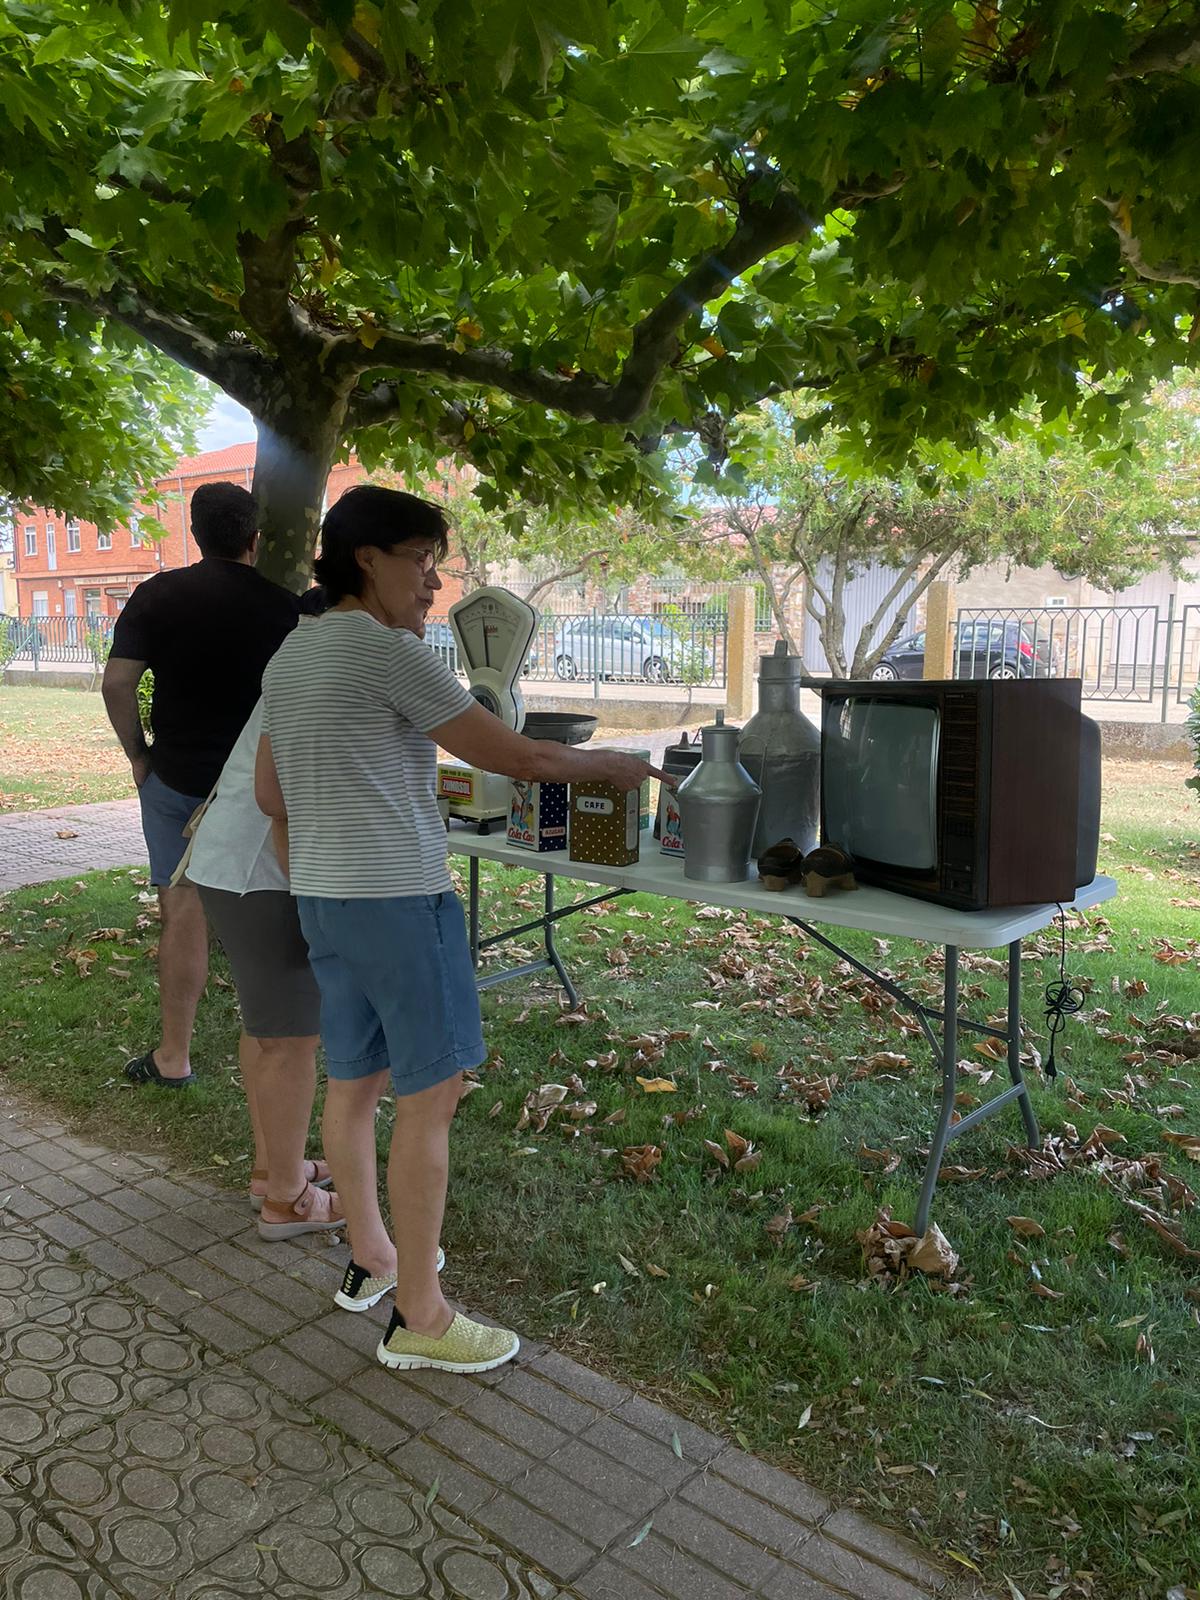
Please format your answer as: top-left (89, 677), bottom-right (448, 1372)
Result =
top-left (32, 25), bottom-right (78, 64)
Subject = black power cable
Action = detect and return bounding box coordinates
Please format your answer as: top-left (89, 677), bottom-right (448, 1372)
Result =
top-left (1043, 904), bottom-right (1084, 1080)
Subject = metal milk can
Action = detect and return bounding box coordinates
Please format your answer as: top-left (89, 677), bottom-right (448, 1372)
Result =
top-left (737, 641), bottom-right (821, 857)
top-left (676, 711), bottom-right (761, 882)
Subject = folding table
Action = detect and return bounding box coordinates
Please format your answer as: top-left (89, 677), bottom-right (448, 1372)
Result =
top-left (451, 833), bottom-right (1117, 1232)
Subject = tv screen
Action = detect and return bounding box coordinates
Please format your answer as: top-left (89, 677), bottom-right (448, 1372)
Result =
top-left (824, 697), bottom-right (940, 872)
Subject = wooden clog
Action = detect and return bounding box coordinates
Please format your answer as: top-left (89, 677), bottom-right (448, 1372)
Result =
top-left (756, 837), bottom-right (807, 891)
top-left (799, 844), bottom-right (857, 897)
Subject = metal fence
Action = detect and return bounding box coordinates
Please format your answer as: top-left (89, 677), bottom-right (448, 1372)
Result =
top-left (955, 603), bottom-right (1200, 719)
top-left (427, 610), bottom-right (728, 690)
top-left (1, 613), bottom-right (115, 668)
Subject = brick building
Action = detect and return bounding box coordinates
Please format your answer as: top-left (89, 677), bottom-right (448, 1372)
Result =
top-left (9, 443), bottom-right (462, 620)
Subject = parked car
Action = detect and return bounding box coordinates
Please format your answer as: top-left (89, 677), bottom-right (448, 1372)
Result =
top-left (1, 616), bottom-right (45, 657)
top-left (550, 616), bottom-right (715, 684)
top-left (870, 620), bottom-right (1060, 682)
top-left (424, 619), bottom-right (536, 677)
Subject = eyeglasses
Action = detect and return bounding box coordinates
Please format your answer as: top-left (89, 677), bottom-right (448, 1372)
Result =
top-left (394, 546), bottom-right (440, 575)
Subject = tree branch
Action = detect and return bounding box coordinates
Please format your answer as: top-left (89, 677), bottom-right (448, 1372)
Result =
top-left (1103, 198), bottom-right (1200, 288)
top-left (523, 551), bottom-right (611, 606)
top-left (42, 277), bottom-right (268, 406)
top-left (335, 187), bottom-right (816, 424)
top-left (1110, 21), bottom-right (1200, 80)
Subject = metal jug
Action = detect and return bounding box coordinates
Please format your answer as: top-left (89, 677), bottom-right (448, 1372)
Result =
top-left (676, 712), bottom-right (761, 882)
top-left (737, 641), bottom-right (821, 857)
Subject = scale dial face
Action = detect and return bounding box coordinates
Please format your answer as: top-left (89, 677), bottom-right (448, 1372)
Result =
top-left (452, 593), bottom-right (527, 674)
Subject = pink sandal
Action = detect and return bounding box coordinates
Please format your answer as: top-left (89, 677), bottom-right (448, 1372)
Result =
top-left (249, 1159), bottom-right (332, 1213)
top-left (257, 1181), bottom-right (346, 1241)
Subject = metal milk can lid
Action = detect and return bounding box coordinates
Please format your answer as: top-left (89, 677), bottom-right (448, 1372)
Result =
top-left (757, 639), bottom-right (804, 684)
top-left (700, 709), bottom-right (742, 760)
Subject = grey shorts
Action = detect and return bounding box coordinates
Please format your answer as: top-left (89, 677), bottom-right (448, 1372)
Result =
top-left (197, 887), bottom-right (321, 1039)
top-left (138, 771), bottom-right (207, 887)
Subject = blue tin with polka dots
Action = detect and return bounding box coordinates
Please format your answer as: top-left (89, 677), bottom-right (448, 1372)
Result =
top-left (507, 779), bottom-right (569, 852)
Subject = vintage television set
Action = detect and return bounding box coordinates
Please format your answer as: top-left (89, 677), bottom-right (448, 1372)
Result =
top-left (820, 679), bottom-right (1099, 911)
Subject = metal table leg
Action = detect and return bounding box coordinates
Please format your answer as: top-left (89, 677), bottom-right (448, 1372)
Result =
top-left (465, 854), bottom-right (625, 1004)
top-left (468, 855), bottom-right (480, 969)
top-left (1008, 938), bottom-right (1041, 1149)
top-left (915, 945), bottom-right (959, 1237)
top-left (542, 875), bottom-right (580, 1010)
top-left (791, 919), bottom-right (1042, 1233)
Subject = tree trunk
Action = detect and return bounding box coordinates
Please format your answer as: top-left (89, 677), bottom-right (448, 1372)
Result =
top-left (251, 395), bottom-right (347, 593)
top-left (848, 553), bottom-right (952, 677)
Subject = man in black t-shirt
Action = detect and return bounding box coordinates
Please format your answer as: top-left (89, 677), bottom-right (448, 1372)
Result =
top-left (103, 483), bottom-right (299, 1088)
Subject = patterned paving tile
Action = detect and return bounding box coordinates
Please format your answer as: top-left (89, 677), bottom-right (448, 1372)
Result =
top-left (171, 1460), bottom-right (560, 1600)
top-left (0, 1223), bottom-right (102, 1329)
top-left (12, 1366), bottom-right (370, 1600)
top-left (0, 1488), bottom-right (124, 1600)
top-left (0, 1294), bottom-right (200, 1457)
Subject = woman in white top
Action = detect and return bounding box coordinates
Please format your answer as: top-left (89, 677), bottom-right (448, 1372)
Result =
top-left (186, 590), bottom-right (344, 1240)
top-left (257, 486), bottom-right (663, 1376)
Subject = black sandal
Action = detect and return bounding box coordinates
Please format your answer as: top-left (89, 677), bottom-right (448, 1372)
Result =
top-left (124, 1052), bottom-right (194, 1089)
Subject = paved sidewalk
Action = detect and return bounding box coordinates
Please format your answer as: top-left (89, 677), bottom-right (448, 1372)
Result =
top-left (0, 1091), bottom-right (975, 1600)
top-left (0, 797), bottom-right (145, 889)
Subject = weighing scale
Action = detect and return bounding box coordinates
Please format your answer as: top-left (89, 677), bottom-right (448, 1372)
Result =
top-left (436, 586), bottom-right (539, 832)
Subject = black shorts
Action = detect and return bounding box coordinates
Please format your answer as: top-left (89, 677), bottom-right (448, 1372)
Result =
top-left (197, 887), bottom-right (321, 1039)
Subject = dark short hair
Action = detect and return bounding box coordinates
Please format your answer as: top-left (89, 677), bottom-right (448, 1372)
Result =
top-left (190, 483), bottom-right (257, 559)
top-left (312, 486), bottom-right (450, 603)
top-left (298, 584), bottom-right (329, 616)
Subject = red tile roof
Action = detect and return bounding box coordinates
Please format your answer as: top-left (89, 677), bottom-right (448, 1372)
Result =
top-left (170, 441), bottom-right (258, 478)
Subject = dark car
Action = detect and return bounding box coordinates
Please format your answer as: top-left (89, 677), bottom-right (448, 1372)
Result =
top-left (870, 621), bottom-right (1060, 682)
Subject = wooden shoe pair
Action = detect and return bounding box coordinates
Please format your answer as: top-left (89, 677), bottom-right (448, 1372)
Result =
top-left (757, 840), bottom-right (857, 897)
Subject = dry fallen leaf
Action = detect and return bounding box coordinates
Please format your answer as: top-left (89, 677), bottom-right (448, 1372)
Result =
top-left (1161, 1131), bottom-right (1200, 1162)
top-left (620, 1145), bottom-right (662, 1184)
top-left (858, 1144), bottom-right (902, 1176)
top-left (1007, 1216), bottom-right (1047, 1238)
top-left (55, 829), bottom-right (79, 840)
top-left (765, 1205), bottom-right (794, 1243)
top-left (857, 1210), bottom-right (956, 1285)
top-left (635, 1076), bottom-right (677, 1094)
top-left (908, 1224), bottom-right (959, 1278)
top-left (1029, 1282), bottom-right (1064, 1300)
top-left (973, 1037), bottom-right (1007, 1061)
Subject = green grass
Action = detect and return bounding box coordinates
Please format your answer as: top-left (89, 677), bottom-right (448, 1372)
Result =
top-left (0, 763), bottom-right (1198, 1599)
top-left (0, 685), bottom-right (133, 809)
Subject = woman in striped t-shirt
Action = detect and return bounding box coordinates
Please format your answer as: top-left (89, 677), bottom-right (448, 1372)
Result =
top-left (257, 486), bottom-right (664, 1377)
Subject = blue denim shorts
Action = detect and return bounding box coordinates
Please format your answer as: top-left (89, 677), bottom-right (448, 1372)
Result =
top-left (296, 892), bottom-right (484, 1097)
top-left (138, 770), bottom-right (207, 887)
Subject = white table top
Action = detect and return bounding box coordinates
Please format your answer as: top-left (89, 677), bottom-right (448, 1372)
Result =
top-left (449, 829), bottom-right (1117, 950)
